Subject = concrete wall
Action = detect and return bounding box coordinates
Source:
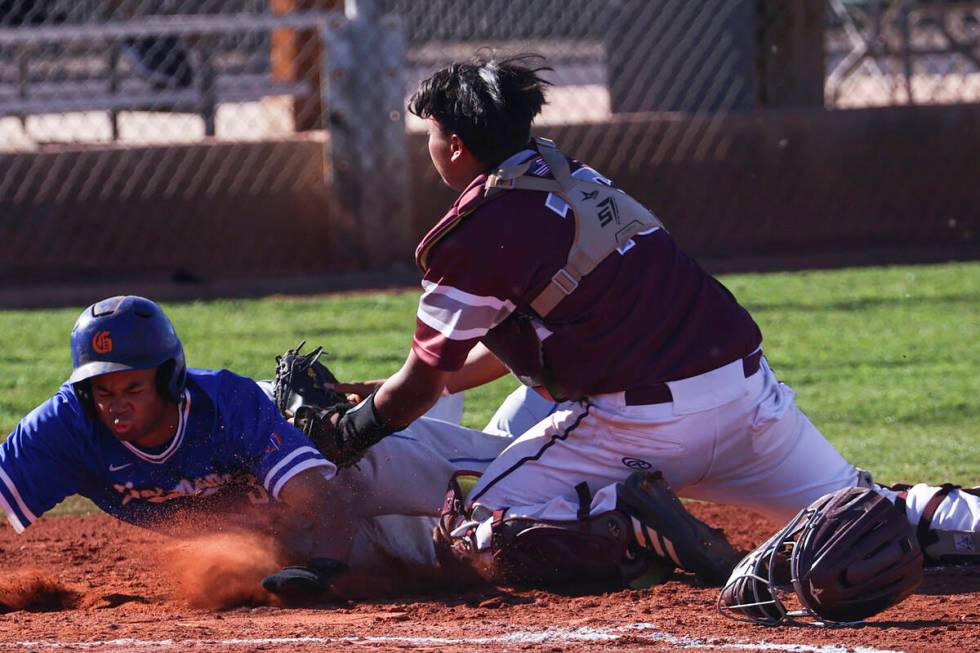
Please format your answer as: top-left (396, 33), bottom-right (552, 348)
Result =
top-left (411, 104), bottom-right (980, 266)
top-left (1, 103), bottom-right (977, 306)
top-left (0, 136), bottom-right (338, 286)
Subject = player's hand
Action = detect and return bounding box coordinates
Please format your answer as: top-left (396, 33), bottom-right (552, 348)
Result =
top-left (329, 379), bottom-right (386, 404)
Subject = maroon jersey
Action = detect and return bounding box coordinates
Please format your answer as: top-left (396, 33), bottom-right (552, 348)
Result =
top-left (413, 146), bottom-right (762, 400)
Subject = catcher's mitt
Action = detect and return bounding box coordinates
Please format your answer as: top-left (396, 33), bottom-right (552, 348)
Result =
top-left (293, 387), bottom-right (397, 469)
top-left (273, 341), bottom-right (349, 417)
top-left (293, 403), bottom-right (367, 469)
top-left (274, 341), bottom-right (369, 468)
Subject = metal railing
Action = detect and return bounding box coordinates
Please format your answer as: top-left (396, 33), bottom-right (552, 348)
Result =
top-left (826, 0), bottom-right (980, 107)
top-left (0, 13), bottom-right (329, 137)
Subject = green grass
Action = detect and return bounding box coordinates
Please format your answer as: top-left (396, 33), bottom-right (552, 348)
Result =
top-left (1, 262), bottom-right (977, 518)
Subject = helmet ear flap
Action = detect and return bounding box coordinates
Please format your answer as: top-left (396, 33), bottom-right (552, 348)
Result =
top-left (73, 381), bottom-right (97, 420)
top-left (155, 359), bottom-right (187, 402)
top-left (155, 363), bottom-right (174, 401)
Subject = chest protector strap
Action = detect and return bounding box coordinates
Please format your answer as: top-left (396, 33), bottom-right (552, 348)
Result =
top-left (485, 137), bottom-right (665, 317)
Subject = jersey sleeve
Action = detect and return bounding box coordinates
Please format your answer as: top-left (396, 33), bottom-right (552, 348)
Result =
top-left (413, 277), bottom-right (517, 371)
top-left (412, 196), bottom-right (556, 371)
top-left (220, 373), bottom-right (336, 501)
top-left (0, 392), bottom-right (86, 533)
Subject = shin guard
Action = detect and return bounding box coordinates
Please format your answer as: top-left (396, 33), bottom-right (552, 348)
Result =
top-left (433, 473), bottom-right (673, 588)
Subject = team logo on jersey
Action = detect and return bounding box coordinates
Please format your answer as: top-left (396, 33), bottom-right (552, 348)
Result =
top-left (622, 457), bottom-right (652, 470)
top-left (597, 196), bottom-right (621, 228)
top-left (264, 431), bottom-right (283, 453)
top-left (955, 533), bottom-right (976, 553)
top-left (92, 330), bottom-right (113, 354)
top-left (113, 473), bottom-right (237, 505)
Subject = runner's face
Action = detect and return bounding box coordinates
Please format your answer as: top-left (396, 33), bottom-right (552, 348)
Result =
top-left (90, 368), bottom-right (172, 445)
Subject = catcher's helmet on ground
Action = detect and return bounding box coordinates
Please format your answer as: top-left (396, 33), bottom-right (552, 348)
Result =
top-left (69, 295), bottom-right (186, 400)
top-left (718, 486), bottom-right (923, 626)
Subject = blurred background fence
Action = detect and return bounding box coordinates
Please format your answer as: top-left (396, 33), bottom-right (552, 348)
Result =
top-left (0, 0), bottom-right (978, 306)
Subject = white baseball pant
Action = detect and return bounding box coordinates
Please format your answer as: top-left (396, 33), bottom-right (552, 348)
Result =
top-left (472, 357), bottom-right (980, 554)
top-left (469, 357), bottom-right (858, 525)
top-left (332, 414), bottom-right (513, 568)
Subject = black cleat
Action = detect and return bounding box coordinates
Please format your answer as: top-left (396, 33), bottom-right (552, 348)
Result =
top-left (617, 471), bottom-right (741, 586)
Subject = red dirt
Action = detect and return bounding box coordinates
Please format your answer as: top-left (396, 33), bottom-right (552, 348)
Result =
top-left (0, 505), bottom-right (976, 652)
top-left (161, 532), bottom-right (281, 609)
top-left (0, 569), bottom-right (79, 613)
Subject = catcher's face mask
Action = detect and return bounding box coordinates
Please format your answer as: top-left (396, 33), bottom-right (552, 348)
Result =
top-left (717, 509), bottom-right (804, 626)
top-left (718, 487), bottom-right (922, 627)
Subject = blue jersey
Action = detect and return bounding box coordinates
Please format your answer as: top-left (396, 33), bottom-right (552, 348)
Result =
top-left (0, 369), bottom-right (333, 533)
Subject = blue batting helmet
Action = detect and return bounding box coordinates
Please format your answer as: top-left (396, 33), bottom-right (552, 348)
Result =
top-left (69, 295), bottom-right (187, 400)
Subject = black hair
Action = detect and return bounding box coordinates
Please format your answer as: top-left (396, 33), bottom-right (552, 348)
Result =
top-left (408, 53), bottom-right (553, 169)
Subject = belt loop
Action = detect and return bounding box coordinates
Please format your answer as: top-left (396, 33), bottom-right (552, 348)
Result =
top-left (575, 482), bottom-right (592, 522)
top-left (742, 350), bottom-right (763, 378)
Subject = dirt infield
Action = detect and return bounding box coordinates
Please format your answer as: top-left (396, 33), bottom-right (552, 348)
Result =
top-left (1, 504), bottom-right (977, 653)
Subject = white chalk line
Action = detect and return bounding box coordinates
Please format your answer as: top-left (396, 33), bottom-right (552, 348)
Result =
top-left (0, 623), bottom-right (904, 652)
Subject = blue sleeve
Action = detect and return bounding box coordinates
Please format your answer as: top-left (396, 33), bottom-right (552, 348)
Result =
top-left (0, 392), bottom-right (87, 532)
top-left (219, 373), bottom-right (335, 501)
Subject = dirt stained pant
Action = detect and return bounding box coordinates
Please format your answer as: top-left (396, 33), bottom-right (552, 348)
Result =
top-left (331, 415), bottom-right (512, 569)
top-left (257, 383), bottom-right (511, 569)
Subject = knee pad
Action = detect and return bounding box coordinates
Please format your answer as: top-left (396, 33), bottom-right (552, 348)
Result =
top-left (487, 512), bottom-right (632, 586)
top-left (447, 511), bottom-right (672, 588)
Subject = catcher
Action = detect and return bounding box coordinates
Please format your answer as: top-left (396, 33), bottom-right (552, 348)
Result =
top-left (314, 54), bottom-right (980, 593)
top-left (0, 295), bottom-right (511, 602)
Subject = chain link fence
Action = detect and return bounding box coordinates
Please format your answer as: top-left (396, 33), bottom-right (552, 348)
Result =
top-left (0, 0), bottom-right (977, 299)
top-left (0, 1), bottom-right (290, 144)
top-left (826, 0), bottom-right (980, 108)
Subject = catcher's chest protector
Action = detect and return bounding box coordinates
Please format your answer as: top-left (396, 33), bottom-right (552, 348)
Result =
top-left (484, 137), bottom-right (665, 316)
